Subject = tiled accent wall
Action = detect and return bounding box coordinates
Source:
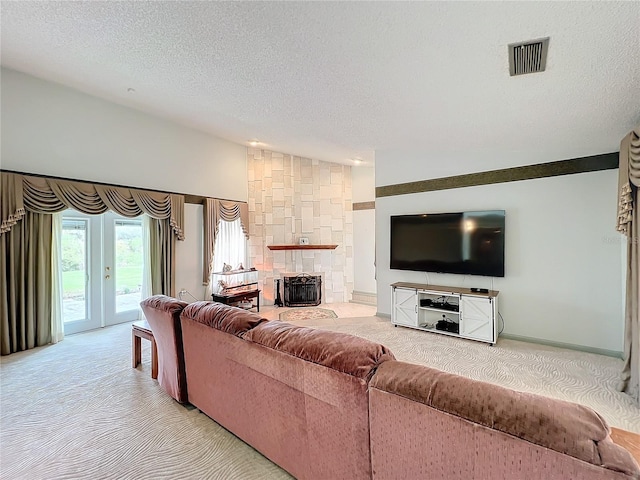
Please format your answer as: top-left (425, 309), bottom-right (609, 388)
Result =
top-left (247, 148), bottom-right (353, 305)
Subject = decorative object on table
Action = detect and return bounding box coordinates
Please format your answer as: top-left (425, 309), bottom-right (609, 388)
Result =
top-left (216, 280), bottom-right (229, 293)
top-left (211, 268), bottom-right (261, 311)
top-left (279, 307), bottom-right (337, 322)
top-left (236, 263), bottom-right (244, 271)
top-left (222, 263), bottom-right (232, 272)
top-left (274, 279), bottom-right (283, 307)
top-left (211, 269), bottom-right (258, 293)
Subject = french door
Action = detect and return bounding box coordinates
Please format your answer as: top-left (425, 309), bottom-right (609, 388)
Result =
top-left (61, 210), bottom-right (144, 335)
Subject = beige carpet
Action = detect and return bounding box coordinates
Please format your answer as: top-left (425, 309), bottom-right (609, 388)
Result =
top-left (1, 317), bottom-right (639, 479)
top-left (0, 324), bottom-right (293, 480)
top-left (316, 318), bottom-right (640, 433)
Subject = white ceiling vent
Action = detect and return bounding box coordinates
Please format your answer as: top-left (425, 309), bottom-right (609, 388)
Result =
top-left (508, 37), bottom-right (550, 76)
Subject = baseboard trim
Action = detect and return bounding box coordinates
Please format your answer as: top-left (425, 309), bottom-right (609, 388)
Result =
top-left (499, 333), bottom-right (623, 359)
top-left (350, 291), bottom-right (377, 306)
top-left (376, 312), bottom-right (391, 319)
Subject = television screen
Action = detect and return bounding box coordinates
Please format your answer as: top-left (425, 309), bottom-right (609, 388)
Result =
top-left (390, 210), bottom-right (505, 277)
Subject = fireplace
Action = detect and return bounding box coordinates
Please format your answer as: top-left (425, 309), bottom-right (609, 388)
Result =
top-left (283, 274), bottom-right (322, 307)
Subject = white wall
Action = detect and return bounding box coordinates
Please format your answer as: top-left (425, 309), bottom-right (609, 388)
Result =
top-left (1, 68), bottom-right (248, 200)
top-left (376, 160), bottom-right (624, 353)
top-left (1, 68), bottom-right (248, 293)
top-left (352, 166), bottom-right (376, 202)
top-left (175, 204), bottom-right (207, 301)
top-left (352, 167), bottom-right (377, 295)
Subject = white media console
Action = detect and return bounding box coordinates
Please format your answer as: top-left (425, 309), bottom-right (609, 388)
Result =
top-left (391, 282), bottom-right (499, 345)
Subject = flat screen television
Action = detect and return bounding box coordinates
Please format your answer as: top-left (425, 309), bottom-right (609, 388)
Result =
top-left (390, 210), bottom-right (505, 277)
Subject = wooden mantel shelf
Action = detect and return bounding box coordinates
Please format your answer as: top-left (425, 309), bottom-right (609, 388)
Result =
top-left (267, 244), bottom-right (338, 251)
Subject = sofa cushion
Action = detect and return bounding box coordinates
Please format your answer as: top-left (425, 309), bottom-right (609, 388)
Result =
top-left (180, 301), bottom-right (267, 336)
top-left (244, 320), bottom-right (395, 381)
top-left (370, 360), bottom-right (639, 476)
top-left (141, 294), bottom-right (188, 315)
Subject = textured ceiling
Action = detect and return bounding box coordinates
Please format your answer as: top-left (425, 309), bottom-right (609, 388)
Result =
top-left (1, 2), bottom-right (639, 167)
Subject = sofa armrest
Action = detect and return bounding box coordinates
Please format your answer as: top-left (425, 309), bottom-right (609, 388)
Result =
top-left (370, 360), bottom-right (640, 477)
top-left (140, 295), bottom-right (189, 403)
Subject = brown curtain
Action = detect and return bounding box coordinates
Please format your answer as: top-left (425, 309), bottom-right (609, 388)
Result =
top-left (617, 128), bottom-right (640, 405)
top-left (0, 211), bottom-right (53, 355)
top-left (203, 198), bottom-right (217, 285)
top-left (0, 173), bottom-right (25, 235)
top-left (1, 172), bottom-right (185, 355)
top-left (149, 218), bottom-right (176, 297)
top-left (202, 198), bottom-right (249, 284)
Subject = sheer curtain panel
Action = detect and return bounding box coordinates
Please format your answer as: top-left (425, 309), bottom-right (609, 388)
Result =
top-left (212, 218), bottom-right (247, 277)
top-left (50, 212), bottom-right (64, 344)
top-left (203, 198), bottom-right (249, 284)
top-left (139, 215), bottom-right (154, 319)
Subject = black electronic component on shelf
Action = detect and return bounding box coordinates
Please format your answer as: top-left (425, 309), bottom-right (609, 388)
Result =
top-left (421, 297), bottom-right (458, 312)
top-left (436, 317), bottom-right (459, 334)
top-left (471, 288), bottom-right (489, 294)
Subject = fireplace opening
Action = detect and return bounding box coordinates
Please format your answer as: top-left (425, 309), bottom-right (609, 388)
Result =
top-left (283, 274), bottom-right (321, 307)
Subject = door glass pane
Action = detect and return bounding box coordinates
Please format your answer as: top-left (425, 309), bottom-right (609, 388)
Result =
top-left (115, 219), bottom-right (143, 313)
top-left (62, 219), bottom-right (88, 322)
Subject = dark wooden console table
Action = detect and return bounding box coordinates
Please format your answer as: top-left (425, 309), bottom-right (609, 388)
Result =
top-left (212, 289), bottom-right (261, 312)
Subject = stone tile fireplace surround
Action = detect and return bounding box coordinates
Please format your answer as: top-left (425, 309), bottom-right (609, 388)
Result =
top-left (247, 149), bottom-right (354, 305)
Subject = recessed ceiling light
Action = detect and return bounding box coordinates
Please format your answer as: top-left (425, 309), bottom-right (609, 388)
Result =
top-left (248, 140), bottom-right (260, 147)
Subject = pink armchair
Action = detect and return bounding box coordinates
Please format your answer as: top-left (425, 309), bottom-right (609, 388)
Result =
top-left (140, 295), bottom-right (189, 403)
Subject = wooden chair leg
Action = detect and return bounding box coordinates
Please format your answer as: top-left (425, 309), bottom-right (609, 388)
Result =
top-left (132, 331), bottom-right (142, 368)
top-left (151, 339), bottom-right (158, 380)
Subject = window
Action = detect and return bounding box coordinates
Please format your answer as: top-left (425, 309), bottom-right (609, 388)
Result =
top-left (212, 218), bottom-right (247, 276)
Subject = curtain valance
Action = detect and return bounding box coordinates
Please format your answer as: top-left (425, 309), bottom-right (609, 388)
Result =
top-left (617, 128), bottom-right (640, 236)
top-left (202, 198), bottom-right (250, 284)
top-left (0, 173), bottom-right (25, 235)
top-left (1, 173), bottom-right (184, 240)
top-left (218, 200), bottom-right (249, 238)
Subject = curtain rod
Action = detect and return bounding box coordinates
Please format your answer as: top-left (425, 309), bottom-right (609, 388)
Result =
top-left (0, 169), bottom-right (246, 206)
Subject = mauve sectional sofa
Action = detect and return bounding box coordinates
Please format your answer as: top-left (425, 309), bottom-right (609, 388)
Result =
top-left (140, 295), bottom-right (640, 480)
